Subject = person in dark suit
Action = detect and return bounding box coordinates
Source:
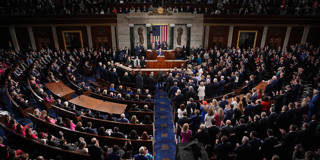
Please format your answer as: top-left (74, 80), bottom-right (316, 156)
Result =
top-left (157, 48), bottom-right (164, 56)
top-left (88, 138), bottom-right (103, 160)
top-left (111, 68), bottom-right (119, 85)
top-left (136, 72), bottom-right (144, 89)
top-left (308, 89), bottom-right (319, 117)
top-left (207, 119), bottom-right (220, 147)
top-left (47, 134), bottom-right (60, 147)
top-left (234, 136), bottom-right (252, 160)
top-left (155, 40), bottom-right (160, 50)
top-left (248, 131), bottom-right (262, 160)
top-left (261, 129), bottom-right (279, 159)
top-left (218, 76), bottom-right (226, 95)
top-left (189, 109), bottom-right (202, 134)
top-left (60, 139), bottom-right (75, 151)
top-left (214, 136), bottom-right (235, 160)
top-left (108, 145), bottom-right (121, 160)
top-left (110, 127), bottom-right (125, 138)
top-left (85, 122), bottom-right (97, 134)
top-left (140, 56), bottom-right (146, 68)
top-left (161, 41), bottom-right (168, 50)
top-left (135, 42), bottom-right (142, 58)
top-left (147, 72), bottom-right (156, 93)
top-left (169, 82), bottom-right (179, 98)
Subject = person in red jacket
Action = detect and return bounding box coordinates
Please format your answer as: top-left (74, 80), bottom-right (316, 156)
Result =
top-left (261, 97), bottom-right (271, 112)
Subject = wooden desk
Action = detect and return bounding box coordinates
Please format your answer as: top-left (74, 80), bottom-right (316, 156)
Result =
top-left (227, 81), bottom-right (268, 103)
top-left (255, 81), bottom-right (268, 93)
top-left (146, 57), bottom-right (186, 69)
top-left (146, 50), bottom-right (176, 60)
top-left (46, 81), bottom-right (75, 100)
top-left (69, 95), bottom-right (127, 115)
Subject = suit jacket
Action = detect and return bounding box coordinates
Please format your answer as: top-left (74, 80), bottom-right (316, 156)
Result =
top-left (111, 71), bottom-right (119, 85)
top-left (136, 74), bottom-right (144, 89)
top-left (85, 127), bottom-right (98, 134)
top-left (88, 145), bottom-right (103, 160)
top-left (234, 143), bottom-right (252, 160)
top-left (157, 50), bottom-right (164, 56)
top-left (111, 132), bottom-right (125, 138)
top-left (215, 142), bottom-right (234, 160)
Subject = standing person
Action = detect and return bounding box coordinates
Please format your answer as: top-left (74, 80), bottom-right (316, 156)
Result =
top-left (180, 123), bottom-right (192, 143)
top-left (136, 72), bottom-right (144, 89)
top-left (198, 82), bottom-right (205, 100)
top-left (111, 68), bottom-right (119, 85)
top-left (204, 108), bottom-right (215, 128)
top-left (136, 42), bottom-right (142, 58)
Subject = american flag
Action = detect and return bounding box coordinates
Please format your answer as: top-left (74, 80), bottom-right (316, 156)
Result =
top-left (152, 25), bottom-right (168, 43)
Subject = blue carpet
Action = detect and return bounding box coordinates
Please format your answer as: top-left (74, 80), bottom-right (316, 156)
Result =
top-left (154, 86), bottom-right (176, 160)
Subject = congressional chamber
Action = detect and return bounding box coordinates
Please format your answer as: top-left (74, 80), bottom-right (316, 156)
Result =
top-left (0, 0), bottom-right (320, 160)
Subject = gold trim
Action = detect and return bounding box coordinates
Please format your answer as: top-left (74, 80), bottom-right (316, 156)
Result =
top-left (151, 24), bottom-right (169, 26)
top-left (237, 30), bottom-right (258, 48)
top-left (62, 30), bottom-right (84, 50)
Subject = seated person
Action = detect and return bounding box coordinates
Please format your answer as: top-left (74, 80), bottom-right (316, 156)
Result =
top-left (109, 83), bottom-right (116, 92)
top-left (117, 114), bottom-right (129, 123)
top-left (110, 127), bottom-right (125, 138)
top-left (145, 94), bottom-right (153, 102)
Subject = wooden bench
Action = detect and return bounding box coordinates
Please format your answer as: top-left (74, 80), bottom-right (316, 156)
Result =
top-left (28, 113), bottom-right (153, 152)
top-left (0, 122), bottom-right (90, 159)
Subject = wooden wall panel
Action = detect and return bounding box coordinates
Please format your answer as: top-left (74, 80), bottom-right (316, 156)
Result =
top-left (288, 27), bottom-right (303, 46)
top-left (265, 27), bottom-right (286, 49)
top-left (56, 26), bottom-right (88, 50)
top-left (0, 27), bottom-right (12, 49)
top-left (232, 26), bottom-right (263, 49)
top-left (207, 26), bottom-right (229, 49)
top-left (307, 27), bottom-right (320, 45)
top-left (33, 27), bottom-right (54, 49)
top-left (91, 26), bottom-right (112, 49)
top-left (15, 27), bottom-right (31, 50)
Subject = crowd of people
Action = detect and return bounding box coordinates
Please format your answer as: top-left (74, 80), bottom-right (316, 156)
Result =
top-left (3, 114), bottom-right (152, 160)
top-left (0, 0), bottom-right (319, 16)
top-left (1, 41), bottom-right (320, 159)
top-left (170, 44), bottom-right (320, 159)
top-left (1, 47), bottom-right (156, 159)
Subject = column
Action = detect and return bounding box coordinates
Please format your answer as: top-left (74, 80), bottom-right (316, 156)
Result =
top-left (27, 26), bottom-right (37, 50)
top-left (282, 26), bottom-right (292, 50)
top-left (301, 26), bottom-right (310, 44)
top-left (129, 24), bottom-right (135, 56)
top-left (9, 26), bottom-right (20, 51)
top-left (146, 24), bottom-right (151, 49)
top-left (169, 24), bottom-right (175, 49)
top-left (51, 26), bottom-right (59, 50)
top-left (227, 25), bottom-right (234, 48)
top-left (260, 26), bottom-right (269, 48)
top-left (186, 24), bottom-right (192, 55)
top-left (204, 25), bottom-right (209, 49)
top-left (111, 25), bottom-right (117, 49)
top-left (86, 25), bottom-right (93, 49)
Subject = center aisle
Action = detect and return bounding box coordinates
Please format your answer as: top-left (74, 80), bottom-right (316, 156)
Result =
top-left (154, 87), bottom-right (176, 160)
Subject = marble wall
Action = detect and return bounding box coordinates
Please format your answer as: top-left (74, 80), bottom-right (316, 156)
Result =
top-left (117, 13), bottom-right (204, 50)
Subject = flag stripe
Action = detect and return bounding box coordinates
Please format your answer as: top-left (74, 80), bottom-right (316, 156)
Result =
top-left (152, 25), bottom-right (167, 43)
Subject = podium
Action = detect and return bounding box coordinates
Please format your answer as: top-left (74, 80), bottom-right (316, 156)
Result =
top-left (146, 50), bottom-right (176, 60)
top-left (146, 56), bottom-right (186, 68)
